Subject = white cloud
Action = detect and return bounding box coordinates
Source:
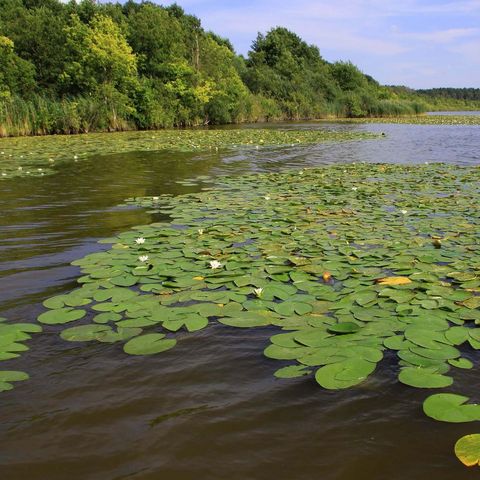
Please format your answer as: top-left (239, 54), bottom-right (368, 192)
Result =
top-left (161, 0), bottom-right (480, 87)
top-left (448, 40), bottom-right (480, 63)
top-left (396, 28), bottom-right (479, 44)
top-left (188, 2), bottom-right (408, 57)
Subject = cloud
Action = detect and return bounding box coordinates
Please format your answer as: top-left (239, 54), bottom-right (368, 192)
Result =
top-left (161, 0), bottom-right (480, 88)
top-left (396, 28), bottom-right (479, 44)
top-left (448, 40), bottom-right (480, 63)
top-left (178, 2), bottom-right (408, 57)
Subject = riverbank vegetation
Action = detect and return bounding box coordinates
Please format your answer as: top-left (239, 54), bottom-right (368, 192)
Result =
top-left (2, 1), bottom-right (479, 137)
top-left (389, 86), bottom-right (480, 112)
top-left (0, 0), bottom-right (432, 137)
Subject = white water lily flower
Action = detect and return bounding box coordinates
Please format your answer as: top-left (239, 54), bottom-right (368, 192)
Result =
top-left (351, 187), bottom-right (358, 191)
top-left (253, 288), bottom-right (263, 297)
top-left (401, 210), bottom-right (408, 215)
top-left (209, 260), bottom-right (222, 269)
top-left (1, 173), bottom-right (6, 176)
top-left (138, 255), bottom-right (149, 262)
top-left (135, 237), bottom-right (146, 245)
top-left (18, 167), bottom-right (22, 170)
top-left (264, 195), bottom-right (271, 200)
top-left (198, 228), bottom-right (204, 235)
top-left (152, 196), bottom-right (159, 201)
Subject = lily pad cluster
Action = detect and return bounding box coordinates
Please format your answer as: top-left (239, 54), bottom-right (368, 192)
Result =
top-left (324, 114), bottom-right (480, 126)
top-left (38, 162), bottom-right (480, 464)
top-left (0, 128), bottom-right (377, 180)
top-left (0, 316), bottom-right (41, 392)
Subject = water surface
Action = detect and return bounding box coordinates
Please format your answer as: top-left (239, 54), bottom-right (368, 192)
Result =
top-left (1, 122), bottom-right (480, 480)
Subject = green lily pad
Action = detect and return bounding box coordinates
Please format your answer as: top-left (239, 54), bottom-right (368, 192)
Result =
top-left (60, 325), bottom-right (112, 342)
top-left (123, 333), bottom-right (176, 355)
top-left (315, 359), bottom-right (376, 390)
top-left (0, 371), bottom-right (29, 392)
top-left (38, 308), bottom-right (86, 325)
top-left (274, 365), bottom-right (312, 379)
top-left (423, 394), bottom-right (480, 423)
top-left (448, 358), bottom-right (474, 369)
top-left (328, 322), bottom-right (361, 334)
top-left (398, 367), bottom-right (453, 388)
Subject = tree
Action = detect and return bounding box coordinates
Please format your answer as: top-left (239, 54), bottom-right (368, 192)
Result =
top-left (61, 14), bottom-right (138, 95)
top-left (1, 4), bottom-right (68, 92)
top-left (200, 36), bottom-right (249, 123)
top-left (330, 61), bottom-right (368, 91)
top-left (0, 35), bottom-right (36, 97)
top-left (245, 27), bottom-right (336, 118)
top-left (126, 4), bottom-right (185, 78)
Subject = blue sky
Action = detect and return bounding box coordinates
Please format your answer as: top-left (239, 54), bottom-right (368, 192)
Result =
top-left (162, 0), bottom-right (480, 89)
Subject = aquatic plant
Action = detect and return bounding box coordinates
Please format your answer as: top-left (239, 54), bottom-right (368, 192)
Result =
top-left (37, 163), bottom-right (480, 465)
top-left (0, 128), bottom-right (378, 180)
top-left (0, 316), bottom-right (41, 392)
top-left (321, 115), bottom-right (480, 126)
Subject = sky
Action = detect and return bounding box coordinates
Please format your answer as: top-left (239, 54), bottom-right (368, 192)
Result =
top-left (161, 0), bottom-right (480, 89)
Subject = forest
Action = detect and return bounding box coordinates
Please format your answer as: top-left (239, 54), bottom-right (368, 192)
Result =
top-left (0, 0), bottom-right (465, 136)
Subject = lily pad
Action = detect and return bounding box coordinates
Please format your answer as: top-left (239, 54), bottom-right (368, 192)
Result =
top-left (423, 394), bottom-right (480, 423)
top-left (123, 333), bottom-right (176, 355)
top-left (455, 434), bottom-right (480, 467)
top-left (315, 359), bottom-right (376, 389)
top-left (398, 367), bottom-right (453, 388)
top-left (38, 308), bottom-right (86, 325)
top-left (274, 365), bottom-right (312, 379)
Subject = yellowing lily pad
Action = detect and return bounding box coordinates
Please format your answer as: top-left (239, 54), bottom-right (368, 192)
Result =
top-left (376, 277), bottom-right (412, 286)
top-left (455, 434), bottom-right (480, 467)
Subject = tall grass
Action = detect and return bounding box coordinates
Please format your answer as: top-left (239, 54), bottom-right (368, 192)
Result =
top-left (0, 92), bottom-right (430, 138)
top-left (0, 94), bottom-right (134, 137)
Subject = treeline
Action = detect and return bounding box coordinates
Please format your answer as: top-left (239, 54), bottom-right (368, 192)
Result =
top-left (389, 86), bottom-right (480, 112)
top-left (0, 0), bottom-right (427, 136)
top-left (417, 88), bottom-right (480, 101)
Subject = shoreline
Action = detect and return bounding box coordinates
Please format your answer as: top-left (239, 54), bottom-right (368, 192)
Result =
top-left (2, 111), bottom-right (480, 140)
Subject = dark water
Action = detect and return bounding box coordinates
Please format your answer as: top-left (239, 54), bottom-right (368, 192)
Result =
top-left (1, 122), bottom-right (480, 480)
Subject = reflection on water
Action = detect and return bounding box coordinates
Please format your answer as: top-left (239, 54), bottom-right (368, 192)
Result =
top-left (0, 122), bottom-right (479, 480)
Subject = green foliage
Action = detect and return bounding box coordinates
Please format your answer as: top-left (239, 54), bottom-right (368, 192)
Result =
top-left (0, 0), bottom-right (468, 136)
top-left (330, 61), bottom-right (367, 91)
top-left (1, 1), bottom-right (69, 92)
top-left (62, 14), bottom-right (138, 95)
top-left (245, 27), bottom-right (335, 119)
top-left (0, 36), bottom-right (36, 97)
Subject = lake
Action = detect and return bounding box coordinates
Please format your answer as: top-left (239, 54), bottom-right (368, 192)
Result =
top-left (1, 120), bottom-right (480, 480)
